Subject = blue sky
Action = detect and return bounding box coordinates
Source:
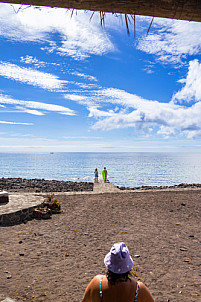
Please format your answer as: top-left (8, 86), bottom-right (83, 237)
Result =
top-left (1, 3), bottom-right (201, 152)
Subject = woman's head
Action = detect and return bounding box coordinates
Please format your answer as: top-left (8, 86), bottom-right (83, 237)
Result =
top-left (104, 242), bottom-right (133, 274)
top-left (106, 269), bottom-right (132, 285)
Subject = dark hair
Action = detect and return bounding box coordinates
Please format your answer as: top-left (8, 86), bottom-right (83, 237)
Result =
top-left (106, 269), bottom-right (132, 285)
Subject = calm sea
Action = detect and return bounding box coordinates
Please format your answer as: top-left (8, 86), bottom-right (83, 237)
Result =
top-left (0, 152), bottom-right (201, 188)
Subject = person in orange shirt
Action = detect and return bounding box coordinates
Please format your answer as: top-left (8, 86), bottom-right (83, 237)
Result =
top-left (82, 242), bottom-right (154, 302)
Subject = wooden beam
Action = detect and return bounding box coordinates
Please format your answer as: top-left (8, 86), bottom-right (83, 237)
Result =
top-left (2, 0), bottom-right (201, 22)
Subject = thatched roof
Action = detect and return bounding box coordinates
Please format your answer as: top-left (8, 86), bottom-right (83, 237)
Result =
top-left (2, 0), bottom-right (201, 23)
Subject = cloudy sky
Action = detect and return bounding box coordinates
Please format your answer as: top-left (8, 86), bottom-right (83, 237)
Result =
top-left (1, 3), bottom-right (201, 152)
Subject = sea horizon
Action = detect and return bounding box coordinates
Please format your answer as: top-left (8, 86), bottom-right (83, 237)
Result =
top-left (1, 151), bottom-right (201, 188)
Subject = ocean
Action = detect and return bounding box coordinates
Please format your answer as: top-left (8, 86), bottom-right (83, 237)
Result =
top-left (0, 152), bottom-right (201, 188)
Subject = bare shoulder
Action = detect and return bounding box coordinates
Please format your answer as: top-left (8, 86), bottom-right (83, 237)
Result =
top-left (87, 275), bottom-right (103, 289)
top-left (138, 281), bottom-right (154, 302)
top-left (82, 275), bottom-right (103, 302)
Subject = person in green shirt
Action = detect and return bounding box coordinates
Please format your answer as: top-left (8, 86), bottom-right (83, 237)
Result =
top-left (102, 167), bottom-right (108, 182)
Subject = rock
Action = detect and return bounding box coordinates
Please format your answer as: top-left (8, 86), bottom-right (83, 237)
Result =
top-left (1, 298), bottom-right (17, 302)
top-left (0, 177), bottom-right (93, 193)
top-left (33, 209), bottom-right (42, 219)
top-left (180, 247), bottom-right (188, 251)
top-left (0, 191), bottom-right (9, 204)
top-left (41, 212), bottom-right (51, 219)
top-left (6, 274), bottom-right (12, 279)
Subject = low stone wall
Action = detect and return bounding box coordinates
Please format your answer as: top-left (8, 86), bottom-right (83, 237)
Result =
top-left (0, 205), bottom-right (40, 226)
top-left (0, 193), bottom-right (45, 227)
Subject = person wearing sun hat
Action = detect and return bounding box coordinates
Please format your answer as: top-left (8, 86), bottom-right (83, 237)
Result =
top-left (82, 242), bottom-right (154, 302)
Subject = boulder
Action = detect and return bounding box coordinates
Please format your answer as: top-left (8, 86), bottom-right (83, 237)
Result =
top-left (0, 191), bottom-right (9, 204)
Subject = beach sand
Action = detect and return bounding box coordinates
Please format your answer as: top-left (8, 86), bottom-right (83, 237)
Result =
top-left (0, 189), bottom-right (200, 301)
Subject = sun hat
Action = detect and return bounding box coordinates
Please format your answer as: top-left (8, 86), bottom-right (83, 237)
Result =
top-left (104, 242), bottom-right (133, 274)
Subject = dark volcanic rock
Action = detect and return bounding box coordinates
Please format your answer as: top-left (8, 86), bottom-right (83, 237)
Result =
top-left (119, 183), bottom-right (201, 191)
top-left (0, 177), bottom-right (93, 193)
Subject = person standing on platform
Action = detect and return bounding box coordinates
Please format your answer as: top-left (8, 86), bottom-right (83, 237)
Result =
top-left (102, 167), bottom-right (108, 182)
top-left (94, 168), bottom-right (99, 183)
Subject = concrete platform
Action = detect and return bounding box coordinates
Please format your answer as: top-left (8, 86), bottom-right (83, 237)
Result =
top-left (93, 179), bottom-right (120, 193)
top-left (0, 193), bottom-right (45, 226)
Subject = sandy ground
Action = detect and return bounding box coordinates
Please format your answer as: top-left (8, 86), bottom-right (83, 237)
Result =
top-left (0, 190), bottom-right (200, 302)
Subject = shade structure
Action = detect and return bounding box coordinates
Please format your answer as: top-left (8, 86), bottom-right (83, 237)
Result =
top-left (2, 0), bottom-right (201, 23)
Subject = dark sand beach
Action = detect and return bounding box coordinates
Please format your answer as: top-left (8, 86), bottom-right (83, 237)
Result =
top-left (0, 189), bottom-right (200, 301)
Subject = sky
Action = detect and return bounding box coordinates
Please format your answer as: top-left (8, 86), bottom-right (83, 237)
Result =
top-left (0, 3), bottom-right (201, 152)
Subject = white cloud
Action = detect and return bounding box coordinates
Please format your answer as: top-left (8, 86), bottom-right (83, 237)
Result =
top-left (0, 120), bottom-right (33, 125)
top-left (65, 94), bottom-right (86, 101)
top-left (20, 55), bottom-right (47, 68)
top-left (20, 55), bottom-right (41, 64)
top-left (66, 86), bottom-right (201, 138)
top-left (0, 61), bottom-right (67, 91)
top-left (62, 136), bottom-right (102, 139)
top-left (0, 3), bottom-right (115, 60)
top-left (15, 106), bottom-right (44, 116)
top-left (71, 71), bottom-right (97, 82)
top-left (0, 94), bottom-right (76, 116)
top-left (172, 59), bottom-right (201, 103)
top-left (137, 18), bottom-right (201, 64)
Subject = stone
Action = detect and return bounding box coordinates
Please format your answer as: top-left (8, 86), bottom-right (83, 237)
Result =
top-left (42, 212), bottom-right (51, 219)
top-left (0, 191), bottom-right (9, 204)
top-left (33, 209), bottom-right (42, 219)
top-left (1, 298), bottom-right (17, 302)
top-left (0, 177), bottom-right (93, 193)
top-left (180, 247), bottom-right (188, 251)
top-left (2, 215), bottom-right (11, 226)
top-left (6, 274), bottom-right (12, 279)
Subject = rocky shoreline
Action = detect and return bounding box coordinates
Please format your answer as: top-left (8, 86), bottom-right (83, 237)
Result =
top-left (118, 183), bottom-right (201, 190)
top-left (0, 177), bottom-right (201, 193)
top-left (0, 177), bottom-right (93, 193)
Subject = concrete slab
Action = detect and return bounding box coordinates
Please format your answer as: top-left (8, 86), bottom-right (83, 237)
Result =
top-left (0, 193), bottom-right (44, 215)
top-left (93, 180), bottom-right (120, 193)
top-left (0, 193), bottom-right (45, 226)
